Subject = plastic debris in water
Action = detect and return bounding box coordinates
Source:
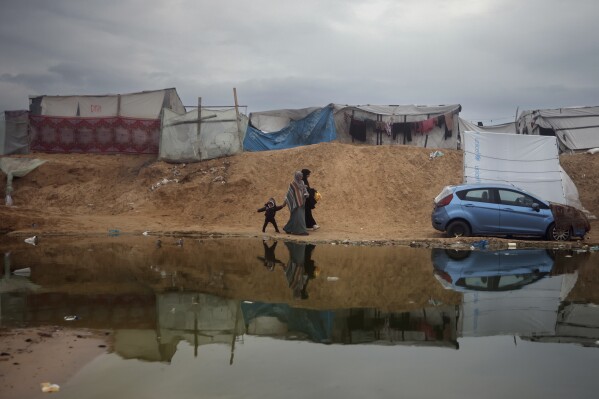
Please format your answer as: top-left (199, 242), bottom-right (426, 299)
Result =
top-left (470, 239), bottom-right (489, 250)
top-left (108, 229), bottom-right (120, 237)
top-left (41, 382), bottom-right (60, 393)
top-left (24, 236), bottom-right (38, 246)
top-left (326, 276), bottom-right (340, 281)
top-left (64, 315), bottom-right (80, 321)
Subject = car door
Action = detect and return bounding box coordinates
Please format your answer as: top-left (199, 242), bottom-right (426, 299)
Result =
top-left (497, 189), bottom-right (551, 235)
top-left (458, 188), bottom-right (500, 233)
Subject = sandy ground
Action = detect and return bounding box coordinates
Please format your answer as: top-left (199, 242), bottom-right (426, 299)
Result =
top-left (0, 326), bottom-right (108, 399)
top-left (0, 142), bottom-right (598, 245)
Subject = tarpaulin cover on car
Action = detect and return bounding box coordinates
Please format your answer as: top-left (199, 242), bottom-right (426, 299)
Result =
top-left (550, 203), bottom-right (591, 237)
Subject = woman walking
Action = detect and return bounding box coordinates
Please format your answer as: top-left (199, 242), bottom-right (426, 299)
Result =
top-left (283, 171), bottom-right (309, 235)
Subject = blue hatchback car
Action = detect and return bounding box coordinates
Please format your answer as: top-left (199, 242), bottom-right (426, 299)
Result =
top-left (431, 183), bottom-right (588, 241)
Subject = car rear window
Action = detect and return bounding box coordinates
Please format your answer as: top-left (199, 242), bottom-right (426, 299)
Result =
top-left (456, 189), bottom-right (492, 203)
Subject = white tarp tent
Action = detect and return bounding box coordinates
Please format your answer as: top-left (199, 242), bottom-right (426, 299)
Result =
top-left (159, 107), bottom-right (248, 162)
top-left (516, 106), bottom-right (599, 152)
top-left (31, 88), bottom-right (185, 119)
top-left (0, 111), bottom-right (29, 155)
top-left (249, 107), bottom-right (321, 132)
top-left (333, 104), bottom-right (462, 149)
top-left (458, 117), bottom-right (517, 134)
top-left (463, 131), bottom-right (586, 212)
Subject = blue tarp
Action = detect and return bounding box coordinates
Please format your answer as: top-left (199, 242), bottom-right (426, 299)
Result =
top-left (241, 301), bottom-right (335, 344)
top-left (243, 105), bottom-right (337, 151)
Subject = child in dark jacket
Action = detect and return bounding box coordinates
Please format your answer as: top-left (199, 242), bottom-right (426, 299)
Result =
top-left (257, 198), bottom-right (286, 233)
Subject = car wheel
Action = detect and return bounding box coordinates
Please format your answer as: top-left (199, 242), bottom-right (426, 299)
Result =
top-left (546, 223), bottom-right (571, 241)
top-left (446, 220), bottom-right (471, 238)
top-left (445, 249), bottom-right (471, 260)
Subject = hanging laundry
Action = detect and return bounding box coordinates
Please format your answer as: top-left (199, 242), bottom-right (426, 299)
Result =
top-left (349, 118), bottom-right (367, 142)
top-left (444, 112), bottom-right (454, 138)
top-left (392, 122), bottom-right (412, 142)
top-left (416, 118), bottom-right (435, 134)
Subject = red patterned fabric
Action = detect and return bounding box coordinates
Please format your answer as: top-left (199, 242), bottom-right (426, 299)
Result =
top-left (29, 115), bottom-right (160, 154)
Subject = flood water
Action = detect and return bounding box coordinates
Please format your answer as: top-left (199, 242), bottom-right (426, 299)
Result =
top-left (1, 236), bottom-right (599, 398)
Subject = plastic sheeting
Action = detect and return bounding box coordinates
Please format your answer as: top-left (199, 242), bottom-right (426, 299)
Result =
top-left (333, 103), bottom-right (461, 148)
top-left (460, 275), bottom-right (565, 337)
top-left (249, 107), bottom-right (321, 132)
top-left (0, 158), bottom-right (47, 205)
top-left (458, 117), bottom-right (517, 134)
top-left (517, 106), bottom-right (599, 151)
top-left (160, 107), bottom-right (248, 162)
top-left (463, 131), bottom-right (585, 211)
top-left (36, 88), bottom-right (185, 119)
top-left (1, 111), bottom-right (29, 155)
top-left (243, 105), bottom-right (336, 152)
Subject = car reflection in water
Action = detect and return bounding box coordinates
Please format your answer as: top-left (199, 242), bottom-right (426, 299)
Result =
top-left (431, 248), bottom-right (555, 293)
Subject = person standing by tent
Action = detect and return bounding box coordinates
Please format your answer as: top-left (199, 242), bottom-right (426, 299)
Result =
top-left (301, 168), bottom-right (319, 230)
top-left (283, 171), bottom-right (309, 236)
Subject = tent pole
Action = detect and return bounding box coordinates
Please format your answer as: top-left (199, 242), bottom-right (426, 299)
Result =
top-left (198, 97), bottom-right (202, 160)
top-left (233, 88), bottom-right (241, 141)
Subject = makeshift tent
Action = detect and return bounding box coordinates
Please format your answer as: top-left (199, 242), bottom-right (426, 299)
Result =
top-left (160, 107), bottom-right (248, 162)
top-left (463, 131), bottom-right (588, 213)
top-left (0, 111), bottom-right (30, 155)
top-left (516, 106), bottom-right (599, 152)
top-left (28, 88), bottom-right (185, 154)
top-left (0, 158), bottom-right (47, 205)
top-left (458, 117), bottom-right (517, 134)
top-left (333, 104), bottom-right (462, 149)
top-left (243, 105), bottom-right (336, 151)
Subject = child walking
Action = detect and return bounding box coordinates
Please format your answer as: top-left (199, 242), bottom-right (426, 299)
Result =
top-left (257, 198), bottom-right (285, 233)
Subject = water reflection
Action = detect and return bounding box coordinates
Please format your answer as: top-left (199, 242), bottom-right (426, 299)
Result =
top-left (1, 236), bottom-right (599, 363)
top-left (431, 248), bottom-right (554, 292)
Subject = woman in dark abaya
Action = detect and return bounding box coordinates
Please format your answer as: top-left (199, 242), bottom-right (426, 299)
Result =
top-left (301, 168), bottom-right (319, 230)
top-left (283, 170), bottom-right (309, 235)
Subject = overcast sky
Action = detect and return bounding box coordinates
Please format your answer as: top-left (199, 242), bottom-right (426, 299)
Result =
top-left (1, 0), bottom-right (598, 123)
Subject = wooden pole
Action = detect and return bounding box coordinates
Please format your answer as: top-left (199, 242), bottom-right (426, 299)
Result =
top-left (197, 97), bottom-right (202, 160)
top-left (233, 88), bottom-right (241, 141)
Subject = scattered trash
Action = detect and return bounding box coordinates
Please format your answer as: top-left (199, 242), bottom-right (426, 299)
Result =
top-left (327, 276), bottom-right (340, 281)
top-left (428, 298), bottom-right (442, 306)
top-left (429, 150), bottom-right (444, 160)
top-left (590, 246), bottom-right (599, 252)
top-left (108, 229), bottom-right (120, 237)
top-left (12, 267), bottom-right (31, 277)
top-left (64, 315), bottom-right (80, 321)
top-left (508, 242), bottom-right (517, 249)
top-left (565, 255), bottom-right (573, 258)
top-left (41, 382), bottom-right (60, 393)
top-left (142, 231), bottom-right (150, 236)
top-left (24, 236), bottom-right (38, 246)
top-left (470, 240), bottom-right (489, 250)
top-left (5, 194), bottom-right (13, 206)
top-left (150, 178), bottom-right (179, 191)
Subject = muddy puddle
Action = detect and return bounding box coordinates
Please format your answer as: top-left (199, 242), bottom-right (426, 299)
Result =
top-left (1, 236), bottom-right (599, 398)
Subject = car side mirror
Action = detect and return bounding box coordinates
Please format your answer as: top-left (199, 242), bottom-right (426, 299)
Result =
top-left (532, 203), bottom-right (540, 212)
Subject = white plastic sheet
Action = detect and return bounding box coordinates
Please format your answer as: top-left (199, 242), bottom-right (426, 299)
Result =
top-left (463, 131), bottom-right (585, 210)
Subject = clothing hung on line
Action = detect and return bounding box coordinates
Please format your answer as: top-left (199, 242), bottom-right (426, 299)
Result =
top-left (349, 118), bottom-right (367, 142)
